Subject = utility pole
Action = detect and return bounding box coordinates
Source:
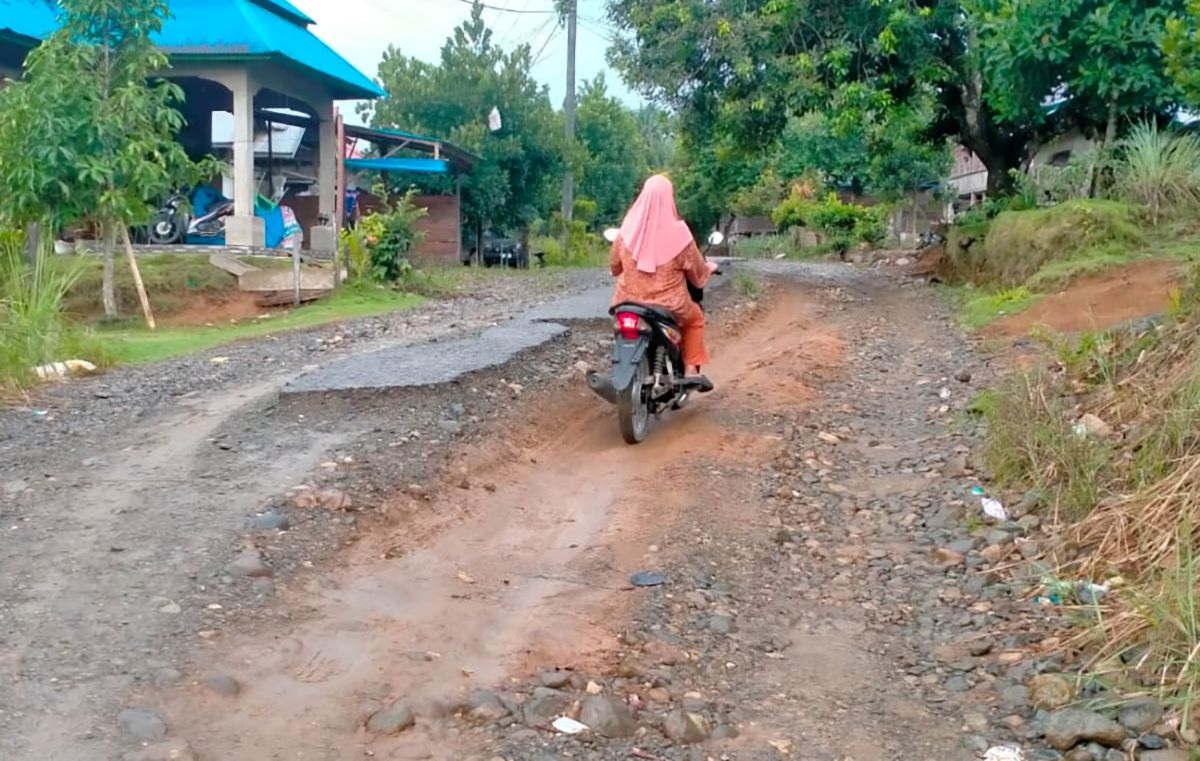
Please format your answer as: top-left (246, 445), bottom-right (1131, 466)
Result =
top-left (561, 0), bottom-right (577, 229)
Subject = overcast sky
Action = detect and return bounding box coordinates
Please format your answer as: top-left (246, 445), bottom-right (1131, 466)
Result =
top-left (288, 0), bottom-right (637, 125)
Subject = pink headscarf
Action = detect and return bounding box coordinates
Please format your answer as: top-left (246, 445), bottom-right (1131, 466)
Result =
top-left (617, 175), bottom-right (695, 274)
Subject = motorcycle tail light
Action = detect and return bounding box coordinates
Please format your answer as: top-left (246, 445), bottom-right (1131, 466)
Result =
top-left (615, 312), bottom-right (643, 340)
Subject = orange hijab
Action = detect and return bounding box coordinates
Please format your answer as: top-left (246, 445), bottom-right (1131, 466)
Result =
top-left (617, 175), bottom-right (695, 274)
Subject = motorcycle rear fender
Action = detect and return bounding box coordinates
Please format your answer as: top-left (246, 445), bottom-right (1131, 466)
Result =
top-left (611, 336), bottom-right (650, 391)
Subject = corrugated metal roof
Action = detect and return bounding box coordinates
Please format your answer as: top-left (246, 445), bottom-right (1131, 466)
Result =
top-left (249, 0), bottom-right (314, 26)
top-left (157, 0), bottom-right (384, 100)
top-left (3, 0), bottom-right (384, 101)
top-left (345, 157), bottom-right (452, 175)
top-left (0, 0), bottom-right (58, 45)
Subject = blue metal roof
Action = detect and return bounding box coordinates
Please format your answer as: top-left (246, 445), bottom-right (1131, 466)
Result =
top-left (345, 158), bottom-right (452, 175)
top-left (0, 0), bottom-right (58, 45)
top-left (157, 0), bottom-right (384, 100)
top-left (1, 0), bottom-right (384, 101)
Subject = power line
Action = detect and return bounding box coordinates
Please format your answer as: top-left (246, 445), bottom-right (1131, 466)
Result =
top-left (452, 0), bottom-right (557, 13)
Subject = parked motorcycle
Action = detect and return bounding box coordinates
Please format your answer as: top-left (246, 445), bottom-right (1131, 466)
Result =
top-left (148, 186), bottom-right (232, 245)
top-left (587, 230), bottom-right (725, 444)
top-left (915, 230), bottom-right (944, 251)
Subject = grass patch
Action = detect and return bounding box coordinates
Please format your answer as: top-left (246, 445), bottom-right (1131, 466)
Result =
top-left (733, 271), bottom-right (762, 298)
top-left (732, 234), bottom-right (834, 261)
top-left (97, 285), bottom-right (424, 364)
top-left (939, 200), bottom-right (1148, 289)
top-left (954, 285), bottom-right (1038, 329)
top-left (56, 254), bottom-right (237, 320)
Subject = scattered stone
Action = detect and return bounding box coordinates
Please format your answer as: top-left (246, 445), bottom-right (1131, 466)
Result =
top-left (932, 547), bottom-right (966, 568)
top-left (706, 614), bottom-right (736, 635)
top-left (437, 419), bottom-right (464, 435)
top-left (123, 739), bottom-right (196, 761)
top-left (292, 487), bottom-right (353, 510)
top-left (1140, 751), bottom-right (1191, 761)
top-left (1044, 709), bottom-right (1127, 750)
top-left (663, 709), bottom-right (711, 744)
top-left (968, 639), bottom-right (994, 657)
top-left (643, 640), bottom-right (685, 666)
top-left (250, 511), bottom-right (290, 531)
top-left (522, 691), bottom-right (571, 728)
top-left (466, 690), bottom-right (509, 724)
top-left (1118, 697), bottom-right (1164, 734)
top-left (1139, 734), bottom-right (1167, 750)
top-left (117, 708), bottom-right (168, 742)
top-left (537, 670), bottom-right (571, 689)
top-left (202, 674), bottom-right (241, 698)
top-left (579, 696), bottom-right (635, 738)
top-left (1077, 413), bottom-right (1113, 438)
top-left (366, 700), bottom-right (416, 734)
top-left (956, 369), bottom-right (973, 384)
top-left (227, 549), bottom-right (273, 578)
top-left (1029, 673), bottom-right (1074, 710)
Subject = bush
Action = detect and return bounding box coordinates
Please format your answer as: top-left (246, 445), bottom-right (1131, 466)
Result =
top-left (938, 199), bottom-right (1144, 288)
top-left (1110, 121), bottom-right (1200, 224)
top-left (355, 191), bottom-right (427, 283)
top-left (773, 192), bottom-right (886, 254)
top-left (0, 228), bottom-right (107, 389)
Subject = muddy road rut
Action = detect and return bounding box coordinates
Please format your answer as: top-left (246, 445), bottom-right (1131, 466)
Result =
top-left (2, 265), bottom-right (1007, 761)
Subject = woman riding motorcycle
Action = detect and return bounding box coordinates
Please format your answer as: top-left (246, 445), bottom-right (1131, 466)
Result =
top-left (609, 175), bottom-right (719, 391)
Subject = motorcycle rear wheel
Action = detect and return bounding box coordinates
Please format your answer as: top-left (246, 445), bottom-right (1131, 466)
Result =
top-left (617, 356), bottom-right (650, 444)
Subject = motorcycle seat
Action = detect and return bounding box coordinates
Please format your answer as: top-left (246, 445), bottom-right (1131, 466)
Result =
top-left (610, 302), bottom-right (678, 328)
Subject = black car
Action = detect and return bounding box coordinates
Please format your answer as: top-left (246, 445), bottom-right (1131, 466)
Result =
top-left (464, 229), bottom-right (527, 268)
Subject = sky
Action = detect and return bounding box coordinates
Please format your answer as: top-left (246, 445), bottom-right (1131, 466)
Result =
top-left (288, 0), bottom-right (638, 126)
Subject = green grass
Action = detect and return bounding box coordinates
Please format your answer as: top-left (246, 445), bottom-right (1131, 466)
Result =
top-left (732, 234), bottom-right (833, 260)
top-left (939, 283), bottom-right (1039, 329)
top-left (97, 286), bottom-right (424, 364)
top-left (55, 254), bottom-right (237, 319)
top-left (733, 271), bottom-right (762, 297)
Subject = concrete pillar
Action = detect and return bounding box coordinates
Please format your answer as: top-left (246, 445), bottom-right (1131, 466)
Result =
top-left (309, 102), bottom-right (339, 253)
top-left (227, 70), bottom-right (264, 247)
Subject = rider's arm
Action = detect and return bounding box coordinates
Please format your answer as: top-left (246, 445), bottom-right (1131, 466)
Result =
top-left (680, 242), bottom-right (712, 289)
top-left (610, 240), bottom-right (624, 276)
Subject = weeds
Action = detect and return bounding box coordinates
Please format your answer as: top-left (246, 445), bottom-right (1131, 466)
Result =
top-left (733, 271), bottom-right (761, 298)
top-left (0, 228), bottom-right (107, 390)
top-left (1112, 122), bottom-right (1200, 225)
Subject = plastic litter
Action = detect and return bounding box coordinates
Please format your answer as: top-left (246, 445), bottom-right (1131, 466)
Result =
top-left (983, 747), bottom-right (1025, 761)
top-left (33, 359), bottom-right (97, 381)
top-left (552, 716), bottom-right (589, 735)
top-left (630, 571), bottom-right (666, 587)
top-left (972, 487), bottom-right (1009, 522)
top-left (1076, 581), bottom-right (1110, 605)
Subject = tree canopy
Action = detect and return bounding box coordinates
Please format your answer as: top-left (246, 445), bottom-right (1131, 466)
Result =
top-left (606, 0), bottom-right (1188, 225)
top-left (362, 4), bottom-right (565, 234)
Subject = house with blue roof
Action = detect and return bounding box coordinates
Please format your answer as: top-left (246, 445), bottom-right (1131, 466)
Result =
top-left (0, 0), bottom-right (389, 248)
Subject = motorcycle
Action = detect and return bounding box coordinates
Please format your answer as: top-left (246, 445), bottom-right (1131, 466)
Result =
top-left (586, 229), bottom-right (725, 445)
top-left (915, 230), bottom-right (944, 251)
top-left (148, 186), bottom-right (232, 245)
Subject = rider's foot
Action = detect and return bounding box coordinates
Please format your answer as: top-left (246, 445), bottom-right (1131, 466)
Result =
top-left (686, 374), bottom-right (714, 393)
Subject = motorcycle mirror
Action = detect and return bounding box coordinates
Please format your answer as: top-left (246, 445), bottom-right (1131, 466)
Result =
top-left (602, 228), bottom-right (619, 243)
top-left (707, 231), bottom-right (725, 246)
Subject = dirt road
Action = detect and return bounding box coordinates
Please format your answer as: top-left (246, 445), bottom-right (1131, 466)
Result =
top-left (2, 265), bottom-right (1015, 761)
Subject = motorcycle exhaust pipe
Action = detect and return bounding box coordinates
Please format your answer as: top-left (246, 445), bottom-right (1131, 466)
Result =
top-left (586, 371), bottom-right (618, 404)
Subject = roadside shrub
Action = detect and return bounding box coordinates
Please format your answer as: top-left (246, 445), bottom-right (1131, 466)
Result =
top-left (356, 191), bottom-right (427, 283)
top-left (1110, 121), bottom-right (1200, 224)
top-left (773, 191), bottom-right (885, 255)
top-left (0, 227), bottom-right (107, 390)
top-left (938, 200), bottom-right (1143, 288)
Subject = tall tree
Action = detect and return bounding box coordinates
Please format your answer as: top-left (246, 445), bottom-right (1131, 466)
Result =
top-left (974, 0), bottom-right (1184, 148)
top-left (361, 3), bottom-right (564, 237)
top-left (635, 104), bottom-right (676, 171)
top-left (0, 0), bottom-right (209, 320)
top-left (605, 0), bottom-right (1025, 199)
top-left (575, 74), bottom-right (648, 223)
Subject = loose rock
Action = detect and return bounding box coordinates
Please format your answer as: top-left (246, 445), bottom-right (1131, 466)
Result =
top-left (117, 708), bottom-right (168, 742)
top-left (1029, 673), bottom-right (1074, 710)
top-left (1044, 709), bottom-right (1127, 750)
top-left (579, 695), bottom-right (636, 738)
top-left (1118, 697), bottom-right (1164, 734)
top-left (663, 709), bottom-right (710, 744)
top-left (202, 673), bottom-right (241, 698)
top-left (366, 700), bottom-right (416, 734)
